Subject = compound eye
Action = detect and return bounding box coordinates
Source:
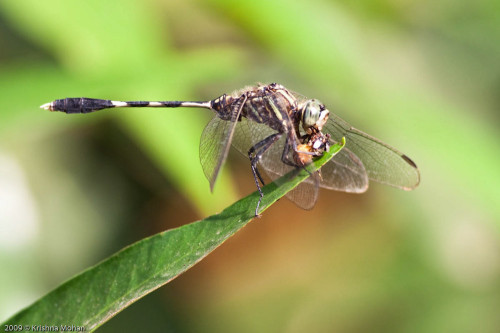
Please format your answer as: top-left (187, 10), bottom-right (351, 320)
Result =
top-left (302, 100), bottom-right (322, 128)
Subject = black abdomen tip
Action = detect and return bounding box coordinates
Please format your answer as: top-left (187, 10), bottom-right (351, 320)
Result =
top-left (48, 98), bottom-right (114, 113)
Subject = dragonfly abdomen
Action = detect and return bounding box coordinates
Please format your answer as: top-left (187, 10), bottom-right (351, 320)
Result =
top-left (42, 97), bottom-right (207, 114)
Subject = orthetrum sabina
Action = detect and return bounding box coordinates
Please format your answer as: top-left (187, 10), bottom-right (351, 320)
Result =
top-left (41, 83), bottom-right (420, 216)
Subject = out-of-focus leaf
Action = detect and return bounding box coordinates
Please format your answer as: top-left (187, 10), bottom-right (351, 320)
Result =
top-left (0, 0), bottom-right (168, 72)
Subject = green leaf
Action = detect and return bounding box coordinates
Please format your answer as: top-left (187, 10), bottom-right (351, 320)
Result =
top-left (2, 139), bottom-right (345, 332)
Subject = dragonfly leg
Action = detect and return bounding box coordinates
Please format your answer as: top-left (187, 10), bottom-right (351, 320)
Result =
top-left (280, 137), bottom-right (298, 167)
top-left (248, 133), bottom-right (282, 216)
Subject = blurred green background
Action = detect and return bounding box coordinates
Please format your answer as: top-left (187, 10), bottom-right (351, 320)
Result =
top-left (1, 0), bottom-right (499, 332)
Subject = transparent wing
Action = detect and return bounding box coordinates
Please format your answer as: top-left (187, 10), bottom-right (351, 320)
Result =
top-left (236, 116), bottom-right (369, 194)
top-left (199, 98), bottom-right (245, 191)
top-left (317, 148), bottom-right (368, 193)
top-left (258, 132), bottom-right (321, 209)
top-left (263, 165), bottom-right (320, 210)
top-left (232, 117), bottom-right (274, 156)
top-left (232, 116), bottom-right (295, 183)
top-left (287, 177), bottom-right (319, 210)
top-left (199, 116), bottom-right (234, 191)
top-left (232, 117), bottom-right (320, 209)
top-left (323, 114), bottom-right (420, 190)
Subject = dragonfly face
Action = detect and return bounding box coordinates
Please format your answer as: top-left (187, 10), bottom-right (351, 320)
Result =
top-left (293, 99), bottom-right (331, 167)
top-left (41, 83), bottom-right (420, 216)
top-left (298, 99), bottom-right (329, 133)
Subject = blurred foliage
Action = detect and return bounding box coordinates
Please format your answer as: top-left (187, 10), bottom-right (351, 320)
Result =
top-left (0, 0), bottom-right (499, 332)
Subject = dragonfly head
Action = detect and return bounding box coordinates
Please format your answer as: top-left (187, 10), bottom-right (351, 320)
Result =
top-left (299, 99), bottom-right (329, 133)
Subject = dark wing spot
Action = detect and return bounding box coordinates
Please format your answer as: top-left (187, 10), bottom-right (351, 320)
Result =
top-left (402, 154), bottom-right (418, 169)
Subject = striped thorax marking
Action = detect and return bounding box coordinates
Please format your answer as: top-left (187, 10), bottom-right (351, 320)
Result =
top-left (233, 83), bottom-right (298, 134)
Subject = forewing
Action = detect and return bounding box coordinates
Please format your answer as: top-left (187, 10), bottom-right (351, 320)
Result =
top-left (324, 114), bottom-right (420, 190)
top-left (232, 117), bottom-right (276, 158)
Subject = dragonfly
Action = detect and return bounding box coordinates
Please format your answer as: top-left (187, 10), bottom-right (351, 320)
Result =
top-left (41, 83), bottom-right (420, 216)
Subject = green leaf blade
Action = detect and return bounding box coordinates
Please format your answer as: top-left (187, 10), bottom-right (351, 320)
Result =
top-left (2, 139), bottom-right (345, 331)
